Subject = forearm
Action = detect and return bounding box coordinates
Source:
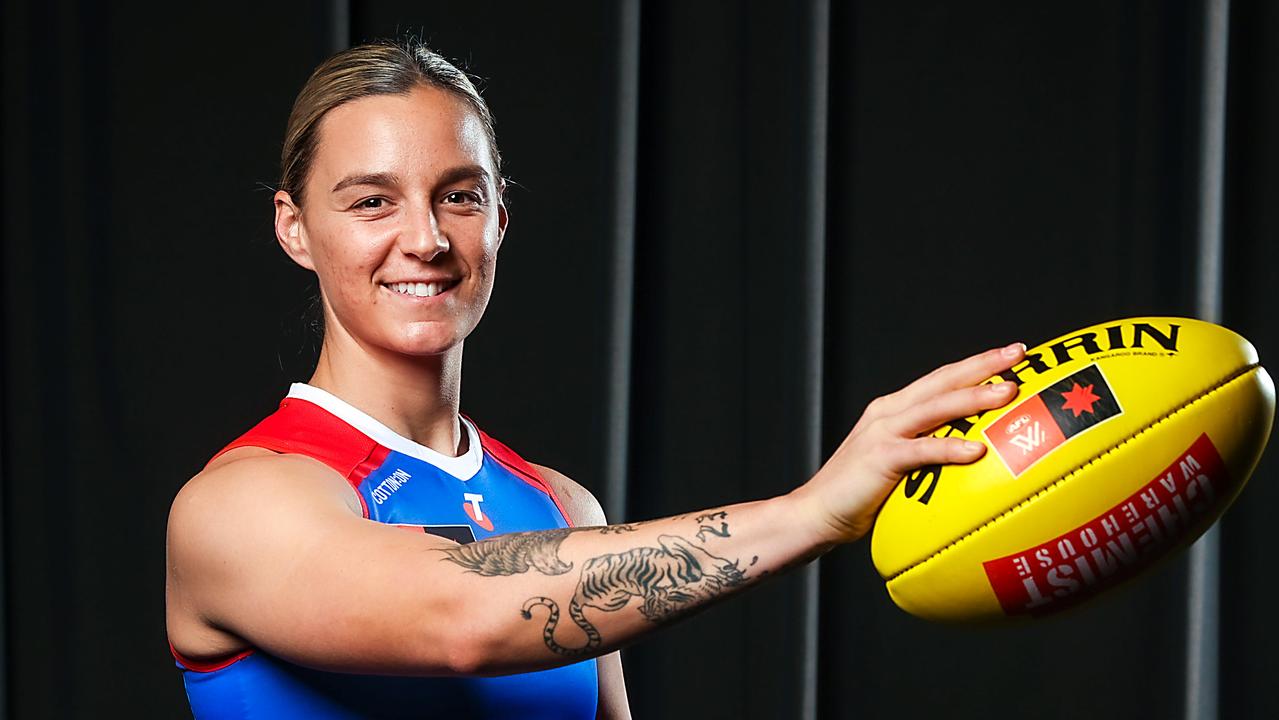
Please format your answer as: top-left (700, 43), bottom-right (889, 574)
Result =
top-left (431, 494), bottom-right (827, 675)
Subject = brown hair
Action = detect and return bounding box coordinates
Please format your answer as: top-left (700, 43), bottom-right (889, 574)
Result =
top-left (279, 39), bottom-right (501, 205)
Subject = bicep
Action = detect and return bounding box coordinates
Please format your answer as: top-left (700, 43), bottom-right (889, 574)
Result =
top-left (168, 455), bottom-right (471, 674)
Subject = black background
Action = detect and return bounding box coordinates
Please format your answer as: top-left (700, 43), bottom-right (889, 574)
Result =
top-left (3, 1), bottom-right (1277, 718)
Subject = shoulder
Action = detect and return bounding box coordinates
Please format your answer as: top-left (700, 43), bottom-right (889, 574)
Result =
top-left (169, 450), bottom-right (362, 557)
top-left (529, 462), bottom-right (608, 527)
top-left (167, 450), bottom-right (365, 657)
top-left (178, 448), bottom-right (359, 514)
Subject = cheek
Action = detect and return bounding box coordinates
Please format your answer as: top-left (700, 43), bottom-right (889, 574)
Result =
top-left (469, 246), bottom-right (500, 309)
top-left (310, 230), bottom-right (382, 288)
top-left (457, 243), bottom-right (498, 327)
top-left (477, 246), bottom-right (498, 281)
top-left (475, 225), bottom-right (503, 279)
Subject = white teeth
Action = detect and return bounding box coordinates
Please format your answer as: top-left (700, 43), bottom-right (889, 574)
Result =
top-left (387, 281), bottom-right (447, 297)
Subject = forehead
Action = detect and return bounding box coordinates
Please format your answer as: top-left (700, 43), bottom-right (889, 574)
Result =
top-left (310, 85), bottom-right (494, 185)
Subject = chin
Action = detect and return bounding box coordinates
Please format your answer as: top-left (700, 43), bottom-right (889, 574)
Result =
top-left (383, 327), bottom-right (467, 358)
top-left (345, 310), bottom-right (480, 359)
top-left (387, 337), bottom-right (461, 358)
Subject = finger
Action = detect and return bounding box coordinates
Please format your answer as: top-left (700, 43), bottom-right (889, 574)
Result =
top-left (887, 436), bottom-right (986, 475)
top-left (886, 342), bottom-right (1025, 414)
top-left (887, 380), bottom-right (1019, 436)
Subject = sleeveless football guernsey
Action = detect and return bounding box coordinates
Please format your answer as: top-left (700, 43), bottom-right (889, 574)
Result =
top-left (173, 383), bottom-right (598, 719)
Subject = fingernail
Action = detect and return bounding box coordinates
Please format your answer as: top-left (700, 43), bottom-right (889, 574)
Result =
top-left (964, 441), bottom-right (984, 452)
top-left (989, 382), bottom-right (1014, 393)
top-left (1002, 342), bottom-right (1026, 358)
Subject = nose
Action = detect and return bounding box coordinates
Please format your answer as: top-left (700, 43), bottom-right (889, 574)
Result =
top-left (401, 208), bottom-right (450, 261)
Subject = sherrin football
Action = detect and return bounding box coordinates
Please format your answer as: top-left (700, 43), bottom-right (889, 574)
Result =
top-left (870, 317), bottom-right (1274, 622)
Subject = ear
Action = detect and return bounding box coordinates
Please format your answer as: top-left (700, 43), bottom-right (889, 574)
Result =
top-left (274, 190), bottom-right (315, 270)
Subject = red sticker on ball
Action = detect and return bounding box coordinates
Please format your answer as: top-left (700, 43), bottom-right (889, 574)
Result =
top-left (984, 394), bottom-right (1069, 475)
top-left (982, 433), bottom-right (1227, 616)
top-left (984, 364), bottom-right (1123, 477)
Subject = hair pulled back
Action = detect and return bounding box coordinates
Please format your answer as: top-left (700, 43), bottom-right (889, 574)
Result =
top-left (279, 39), bottom-right (501, 205)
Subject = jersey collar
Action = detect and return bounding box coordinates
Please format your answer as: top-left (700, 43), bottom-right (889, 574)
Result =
top-left (286, 383), bottom-right (483, 481)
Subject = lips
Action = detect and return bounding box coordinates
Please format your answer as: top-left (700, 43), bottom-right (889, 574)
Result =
top-left (382, 279), bottom-right (460, 298)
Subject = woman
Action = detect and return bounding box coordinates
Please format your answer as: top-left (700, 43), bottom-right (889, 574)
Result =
top-left (165, 40), bottom-right (1024, 719)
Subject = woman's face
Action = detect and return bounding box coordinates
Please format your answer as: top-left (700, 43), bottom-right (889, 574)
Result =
top-left (275, 85), bottom-right (507, 358)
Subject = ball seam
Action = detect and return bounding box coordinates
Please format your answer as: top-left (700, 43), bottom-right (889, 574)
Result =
top-left (884, 362), bottom-right (1262, 583)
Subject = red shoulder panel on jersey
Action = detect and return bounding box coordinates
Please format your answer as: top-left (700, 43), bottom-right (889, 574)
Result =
top-left (170, 641), bottom-right (253, 673)
top-left (211, 398), bottom-right (381, 483)
top-left (471, 422), bottom-right (574, 527)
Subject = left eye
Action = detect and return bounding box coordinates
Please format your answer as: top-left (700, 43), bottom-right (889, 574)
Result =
top-left (444, 191), bottom-right (480, 204)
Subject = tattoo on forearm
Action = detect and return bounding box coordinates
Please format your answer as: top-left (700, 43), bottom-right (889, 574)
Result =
top-left (437, 512), bottom-right (750, 657)
top-left (524, 534), bottom-right (747, 656)
top-left (438, 527), bottom-right (576, 576)
top-left (695, 511), bottom-right (731, 541)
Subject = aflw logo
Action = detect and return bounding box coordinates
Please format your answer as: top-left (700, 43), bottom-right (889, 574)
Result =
top-left (1009, 422), bottom-right (1047, 455)
top-left (371, 469), bottom-right (412, 505)
top-left (984, 364), bottom-right (1123, 477)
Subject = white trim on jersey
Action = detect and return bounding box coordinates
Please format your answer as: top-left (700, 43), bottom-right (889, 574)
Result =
top-left (287, 383), bottom-right (484, 481)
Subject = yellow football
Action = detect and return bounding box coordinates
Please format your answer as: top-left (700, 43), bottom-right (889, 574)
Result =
top-left (870, 317), bottom-right (1275, 622)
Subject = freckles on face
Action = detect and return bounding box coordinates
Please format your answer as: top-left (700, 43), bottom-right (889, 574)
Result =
top-left (298, 85), bottom-right (505, 355)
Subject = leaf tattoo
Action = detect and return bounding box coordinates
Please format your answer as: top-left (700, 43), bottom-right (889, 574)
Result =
top-left (438, 527), bottom-right (575, 576)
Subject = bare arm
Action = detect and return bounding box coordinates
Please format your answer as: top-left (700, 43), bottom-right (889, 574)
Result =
top-left (532, 463), bottom-right (632, 720)
top-left (167, 344), bottom-right (1024, 678)
top-left (169, 454), bottom-right (815, 675)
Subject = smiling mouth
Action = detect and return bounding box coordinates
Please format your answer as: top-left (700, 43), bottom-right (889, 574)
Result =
top-left (382, 280), bottom-right (460, 298)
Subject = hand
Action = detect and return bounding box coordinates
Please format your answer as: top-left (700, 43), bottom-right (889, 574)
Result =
top-left (789, 342), bottom-right (1027, 545)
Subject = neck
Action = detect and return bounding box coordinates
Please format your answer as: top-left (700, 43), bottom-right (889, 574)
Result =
top-left (307, 328), bottom-right (467, 458)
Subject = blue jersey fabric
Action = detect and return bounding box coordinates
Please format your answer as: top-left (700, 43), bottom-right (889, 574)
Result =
top-left (177, 384), bottom-right (598, 719)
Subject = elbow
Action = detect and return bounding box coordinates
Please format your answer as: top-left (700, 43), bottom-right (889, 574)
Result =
top-left (438, 630), bottom-right (492, 676)
top-left (440, 626), bottom-right (523, 677)
top-left (411, 599), bottom-right (513, 676)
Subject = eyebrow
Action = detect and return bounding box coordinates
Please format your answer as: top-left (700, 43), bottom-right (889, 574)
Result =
top-left (329, 165), bottom-right (495, 195)
top-left (331, 172), bottom-right (403, 194)
top-left (436, 164), bottom-right (495, 190)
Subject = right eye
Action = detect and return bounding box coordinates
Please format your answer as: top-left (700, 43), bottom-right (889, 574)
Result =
top-left (354, 197), bottom-right (386, 210)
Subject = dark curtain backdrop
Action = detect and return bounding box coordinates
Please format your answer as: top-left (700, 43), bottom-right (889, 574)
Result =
top-left (3, 1), bottom-right (1276, 718)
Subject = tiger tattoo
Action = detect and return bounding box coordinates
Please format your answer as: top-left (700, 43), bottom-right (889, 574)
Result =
top-left (521, 534), bottom-right (747, 656)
